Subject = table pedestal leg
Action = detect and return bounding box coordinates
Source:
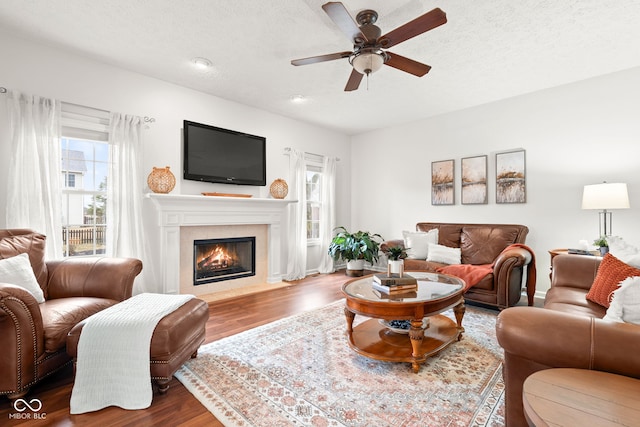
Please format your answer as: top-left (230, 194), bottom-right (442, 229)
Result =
top-left (409, 319), bottom-right (425, 373)
top-left (344, 306), bottom-right (355, 333)
top-left (453, 301), bottom-right (466, 340)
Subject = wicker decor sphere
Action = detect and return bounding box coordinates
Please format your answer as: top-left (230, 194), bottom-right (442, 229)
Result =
top-left (147, 166), bottom-right (176, 194)
top-left (270, 178), bottom-right (288, 199)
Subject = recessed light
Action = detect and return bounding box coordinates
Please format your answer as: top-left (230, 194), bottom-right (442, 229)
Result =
top-left (191, 57), bottom-right (212, 69)
top-left (290, 95), bottom-right (306, 103)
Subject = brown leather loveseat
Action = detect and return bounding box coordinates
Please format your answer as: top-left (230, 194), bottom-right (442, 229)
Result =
top-left (382, 223), bottom-right (535, 309)
top-left (496, 254), bottom-right (640, 426)
top-left (0, 229), bottom-right (142, 398)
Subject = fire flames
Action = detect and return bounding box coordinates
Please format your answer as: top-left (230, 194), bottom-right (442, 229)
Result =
top-left (197, 245), bottom-right (236, 271)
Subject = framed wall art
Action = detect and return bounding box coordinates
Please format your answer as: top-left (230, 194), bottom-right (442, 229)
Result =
top-left (496, 150), bottom-right (526, 204)
top-left (431, 159), bottom-right (454, 205)
top-left (461, 155), bottom-right (488, 204)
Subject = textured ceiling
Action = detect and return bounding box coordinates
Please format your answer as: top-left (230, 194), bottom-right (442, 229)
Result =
top-left (1, 0), bottom-right (639, 135)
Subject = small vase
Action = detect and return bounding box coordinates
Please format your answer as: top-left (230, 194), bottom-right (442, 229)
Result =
top-left (147, 166), bottom-right (176, 194)
top-left (388, 259), bottom-right (404, 277)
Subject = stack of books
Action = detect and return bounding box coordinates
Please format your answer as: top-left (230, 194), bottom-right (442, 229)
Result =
top-left (372, 273), bottom-right (418, 294)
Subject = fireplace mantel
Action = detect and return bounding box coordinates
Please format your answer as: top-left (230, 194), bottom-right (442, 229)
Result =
top-left (146, 193), bottom-right (296, 294)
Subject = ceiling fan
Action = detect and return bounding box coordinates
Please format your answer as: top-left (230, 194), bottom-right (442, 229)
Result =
top-left (291, 2), bottom-right (447, 91)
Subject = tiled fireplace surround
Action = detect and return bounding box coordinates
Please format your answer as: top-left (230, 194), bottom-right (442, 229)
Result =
top-left (146, 194), bottom-right (294, 299)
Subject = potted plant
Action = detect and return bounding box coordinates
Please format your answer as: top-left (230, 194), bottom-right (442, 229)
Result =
top-left (328, 226), bottom-right (384, 276)
top-left (384, 245), bottom-right (408, 276)
top-left (593, 236), bottom-right (609, 256)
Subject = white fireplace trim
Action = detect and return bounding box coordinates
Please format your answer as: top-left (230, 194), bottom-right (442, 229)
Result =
top-left (146, 193), bottom-right (296, 294)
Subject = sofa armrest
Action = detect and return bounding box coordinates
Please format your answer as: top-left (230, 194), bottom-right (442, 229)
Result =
top-left (46, 257), bottom-right (142, 301)
top-left (0, 284), bottom-right (45, 394)
top-left (551, 254), bottom-right (600, 291)
top-left (494, 246), bottom-right (535, 306)
top-left (496, 306), bottom-right (640, 426)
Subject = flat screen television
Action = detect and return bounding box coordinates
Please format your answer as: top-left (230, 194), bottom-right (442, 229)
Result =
top-left (183, 120), bottom-right (266, 186)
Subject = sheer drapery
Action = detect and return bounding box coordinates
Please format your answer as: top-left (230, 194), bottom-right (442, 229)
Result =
top-left (5, 91), bottom-right (63, 259)
top-left (317, 155), bottom-right (337, 274)
top-left (107, 113), bottom-right (153, 293)
top-left (284, 148), bottom-right (307, 280)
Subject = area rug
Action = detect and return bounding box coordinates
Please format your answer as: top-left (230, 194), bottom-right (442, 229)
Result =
top-left (175, 300), bottom-right (505, 427)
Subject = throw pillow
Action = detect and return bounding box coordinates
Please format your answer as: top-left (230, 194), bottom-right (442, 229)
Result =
top-left (607, 236), bottom-right (640, 268)
top-left (603, 276), bottom-right (640, 325)
top-left (403, 229), bottom-right (438, 259)
top-left (0, 253), bottom-right (45, 303)
top-left (586, 253), bottom-right (640, 308)
top-left (427, 243), bottom-right (461, 265)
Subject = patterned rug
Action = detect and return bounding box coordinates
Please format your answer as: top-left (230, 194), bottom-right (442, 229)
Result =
top-left (175, 300), bottom-right (505, 427)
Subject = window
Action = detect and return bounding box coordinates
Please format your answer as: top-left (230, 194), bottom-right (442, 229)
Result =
top-left (60, 103), bottom-right (110, 257)
top-left (306, 163), bottom-right (322, 243)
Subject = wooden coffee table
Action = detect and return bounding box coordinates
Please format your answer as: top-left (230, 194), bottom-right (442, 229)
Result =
top-left (342, 271), bottom-right (466, 373)
top-left (523, 368), bottom-right (640, 427)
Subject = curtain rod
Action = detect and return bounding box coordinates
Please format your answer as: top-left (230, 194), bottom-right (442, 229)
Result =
top-left (284, 147), bottom-right (340, 161)
top-left (0, 87), bottom-right (154, 123)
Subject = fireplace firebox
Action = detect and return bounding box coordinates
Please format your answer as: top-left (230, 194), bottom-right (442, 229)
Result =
top-left (193, 237), bottom-right (255, 285)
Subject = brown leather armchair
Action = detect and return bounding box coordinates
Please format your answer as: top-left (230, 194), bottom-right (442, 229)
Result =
top-left (381, 223), bottom-right (534, 309)
top-left (496, 254), bottom-right (640, 427)
top-left (0, 229), bottom-right (142, 398)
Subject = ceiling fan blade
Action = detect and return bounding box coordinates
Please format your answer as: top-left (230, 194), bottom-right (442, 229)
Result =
top-left (344, 69), bottom-right (363, 91)
top-left (385, 52), bottom-right (431, 77)
top-left (291, 51), bottom-right (352, 66)
top-left (379, 8), bottom-right (447, 49)
top-left (322, 2), bottom-right (368, 43)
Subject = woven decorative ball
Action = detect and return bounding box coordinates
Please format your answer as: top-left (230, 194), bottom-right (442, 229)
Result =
top-left (147, 166), bottom-right (176, 194)
top-left (270, 178), bottom-right (288, 199)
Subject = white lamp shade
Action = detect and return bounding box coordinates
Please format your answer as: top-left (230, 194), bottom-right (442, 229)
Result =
top-left (582, 183), bottom-right (630, 210)
top-left (351, 51), bottom-right (385, 75)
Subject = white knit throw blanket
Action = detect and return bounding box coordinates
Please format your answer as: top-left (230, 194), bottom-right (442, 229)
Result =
top-left (70, 293), bottom-right (194, 414)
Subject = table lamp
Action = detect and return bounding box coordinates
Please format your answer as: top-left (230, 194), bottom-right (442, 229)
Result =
top-left (582, 182), bottom-right (630, 237)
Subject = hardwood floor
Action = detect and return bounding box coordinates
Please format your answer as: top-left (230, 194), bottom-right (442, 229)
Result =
top-left (0, 270), bottom-right (361, 427)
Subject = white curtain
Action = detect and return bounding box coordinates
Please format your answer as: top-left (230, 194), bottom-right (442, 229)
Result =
top-left (284, 149), bottom-right (307, 280)
top-left (5, 91), bottom-right (63, 259)
top-left (107, 113), bottom-right (153, 293)
top-left (318, 156), bottom-right (337, 273)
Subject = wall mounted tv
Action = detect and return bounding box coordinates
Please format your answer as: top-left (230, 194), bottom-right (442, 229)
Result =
top-left (183, 120), bottom-right (266, 186)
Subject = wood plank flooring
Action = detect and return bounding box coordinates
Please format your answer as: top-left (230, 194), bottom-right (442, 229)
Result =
top-left (0, 270), bottom-right (360, 427)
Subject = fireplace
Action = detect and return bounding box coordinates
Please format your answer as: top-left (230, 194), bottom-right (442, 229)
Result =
top-left (193, 237), bottom-right (256, 285)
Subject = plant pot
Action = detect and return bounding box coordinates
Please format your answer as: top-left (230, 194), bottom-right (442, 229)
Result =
top-left (388, 259), bottom-right (404, 276)
top-left (346, 259), bottom-right (365, 277)
top-left (599, 246), bottom-right (609, 256)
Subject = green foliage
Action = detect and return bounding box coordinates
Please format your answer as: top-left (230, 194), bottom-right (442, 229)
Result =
top-left (593, 236), bottom-right (608, 248)
top-left (328, 226), bottom-right (383, 265)
top-left (385, 245), bottom-right (408, 261)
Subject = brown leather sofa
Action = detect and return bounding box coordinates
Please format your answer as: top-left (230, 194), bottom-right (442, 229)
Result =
top-left (0, 229), bottom-right (142, 398)
top-left (381, 223), bottom-right (534, 309)
top-left (496, 254), bottom-right (640, 427)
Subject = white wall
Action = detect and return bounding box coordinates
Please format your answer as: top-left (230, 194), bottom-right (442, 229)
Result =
top-left (0, 33), bottom-right (351, 274)
top-left (351, 67), bottom-right (640, 296)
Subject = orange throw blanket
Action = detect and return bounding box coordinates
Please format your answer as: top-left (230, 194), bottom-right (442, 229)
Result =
top-left (436, 244), bottom-right (537, 300)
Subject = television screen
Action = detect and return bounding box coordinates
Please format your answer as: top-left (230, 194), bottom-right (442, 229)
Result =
top-left (183, 120), bottom-right (266, 186)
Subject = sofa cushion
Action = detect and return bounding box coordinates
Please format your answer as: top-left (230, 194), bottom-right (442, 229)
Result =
top-left (427, 243), bottom-right (461, 265)
top-left (417, 223), bottom-right (463, 248)
top-left (460, 226), bottom-right (521, 265)
top-left (545, 286), bottom-right (607, 318)
top-left (0, 232), bottom-right (48, 291)
top-left (0, 253), bottom-right (45, 303)
top-left (586, 254), bottom-right (640, 308)
top-left (39, 297), bottom-right (118, 353)
top-left (402, 229), bottom-right (438, 259)
top-left (603, 276), bottom-right (640, 325)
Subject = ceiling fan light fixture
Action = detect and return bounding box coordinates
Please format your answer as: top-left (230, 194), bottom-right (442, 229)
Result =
top-left (191, 57), bottom-right (212, 70)
top-left (349, 49), bottom-right (386, 75)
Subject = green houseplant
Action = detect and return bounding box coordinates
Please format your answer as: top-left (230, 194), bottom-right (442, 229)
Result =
top-left (593, 236), bottom-right (609, 256)
top-left (384, 245), bottom-right (408, 261)
top-left (328, 226), bottom-right (383, 276)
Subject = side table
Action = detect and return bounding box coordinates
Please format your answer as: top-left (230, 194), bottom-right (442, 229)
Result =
top-left (523, 368), bottom-right (640, 427)
top-left (548, 248), bottom-right (599, 279)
